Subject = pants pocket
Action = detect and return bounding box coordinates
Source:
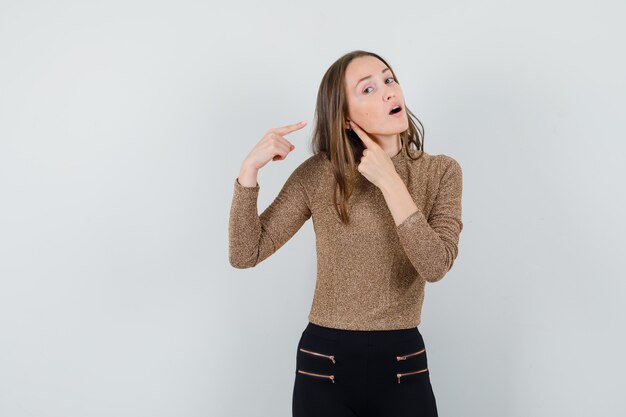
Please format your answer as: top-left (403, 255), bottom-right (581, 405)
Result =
top-left (296, 330), bottom-right (339, 383)
top-left (297, 369), bottom-right (336, 383)
top-left (393, 337), bottom-right (429, 384)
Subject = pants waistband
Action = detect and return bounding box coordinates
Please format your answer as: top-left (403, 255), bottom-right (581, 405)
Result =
top-left (304, 321), bottom-right (421, 344)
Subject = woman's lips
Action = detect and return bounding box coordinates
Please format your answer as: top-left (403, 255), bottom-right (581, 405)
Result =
top-left (389, 107), bottom-right (404, 117)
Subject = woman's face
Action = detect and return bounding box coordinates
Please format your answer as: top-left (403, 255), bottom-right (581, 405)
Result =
top-left (343, 56), bottom-right (409, 137)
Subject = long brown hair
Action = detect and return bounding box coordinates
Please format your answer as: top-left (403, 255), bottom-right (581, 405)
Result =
top-left (309, 50), bottom-right (425, 224)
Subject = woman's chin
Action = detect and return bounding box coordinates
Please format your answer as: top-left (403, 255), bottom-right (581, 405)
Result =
top-left (390, 122), bottom-right (410, 135)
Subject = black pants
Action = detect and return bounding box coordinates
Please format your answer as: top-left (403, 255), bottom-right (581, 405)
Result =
top-left (292, 322), bottom-right (438, 417)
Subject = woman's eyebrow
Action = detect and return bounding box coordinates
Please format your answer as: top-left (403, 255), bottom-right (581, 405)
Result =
top-left (355, 68), bottom-right (391, 88)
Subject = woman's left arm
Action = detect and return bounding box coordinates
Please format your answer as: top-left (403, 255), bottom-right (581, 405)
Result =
top-left (381, 156), bottom-right (464, 283)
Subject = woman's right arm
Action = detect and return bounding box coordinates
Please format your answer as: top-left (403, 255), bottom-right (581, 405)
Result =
top-left (228, 121), bottom-right (311, 268)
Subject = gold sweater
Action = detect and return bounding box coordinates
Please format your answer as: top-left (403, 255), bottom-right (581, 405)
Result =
top-left (228, 140), bottom-right (463, 330)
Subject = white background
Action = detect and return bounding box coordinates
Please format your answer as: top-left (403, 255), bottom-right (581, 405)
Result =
top-left (1, 1), bottom-right (625, 416)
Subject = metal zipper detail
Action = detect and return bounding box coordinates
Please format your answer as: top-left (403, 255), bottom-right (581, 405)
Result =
top-left (396, 348), bottom-right (425, 361)
top-left (299, 348), bottom-right (336, 364)
top-left (397, 368), bottom-right (428, 383)
top-left (298, 369), bottom-right (335, 383)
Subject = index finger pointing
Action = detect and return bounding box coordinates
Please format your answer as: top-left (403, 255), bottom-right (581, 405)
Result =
top-left (350, 120), bottom-right (378, 149)
top-left (273, 120), bottom-right (308, 136)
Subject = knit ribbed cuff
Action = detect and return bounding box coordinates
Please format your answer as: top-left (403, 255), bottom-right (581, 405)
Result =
top-left (234, 177), bottom-right (259, 191)
top-left (396, 209), bottom-right (429, 238)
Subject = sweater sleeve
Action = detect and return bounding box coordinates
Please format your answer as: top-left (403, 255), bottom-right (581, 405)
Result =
top-left (395, 156), bottom-right (463, 282)
top-left (228, 166), bottom-right (312, 268)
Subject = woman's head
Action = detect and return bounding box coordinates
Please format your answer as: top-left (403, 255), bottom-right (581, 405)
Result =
top-left (342, 54), bottom-right (409, 139)
top-left (310, 50), bottom-right (425, 224)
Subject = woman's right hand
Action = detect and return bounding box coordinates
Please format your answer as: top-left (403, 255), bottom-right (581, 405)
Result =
top-left (242, 120), bottom-right (308, 172)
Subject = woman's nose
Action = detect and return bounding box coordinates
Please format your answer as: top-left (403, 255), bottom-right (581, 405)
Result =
top-left (385, 88), bottom-right (396, 101)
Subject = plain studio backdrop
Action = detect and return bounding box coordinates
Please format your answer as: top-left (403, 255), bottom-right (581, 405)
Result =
top-left (1, 1), bottom-right (624, 416)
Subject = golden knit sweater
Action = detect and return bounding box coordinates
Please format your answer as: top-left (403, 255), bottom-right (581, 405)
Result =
top-left (228, 140), bottom-right (463, 331)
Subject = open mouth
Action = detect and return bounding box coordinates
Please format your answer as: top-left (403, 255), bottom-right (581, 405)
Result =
top-left (389, 105), bottom-right (403, 115)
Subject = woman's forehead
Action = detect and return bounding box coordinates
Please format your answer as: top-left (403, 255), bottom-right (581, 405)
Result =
top-left (345, 57), bottom-right (390, 87)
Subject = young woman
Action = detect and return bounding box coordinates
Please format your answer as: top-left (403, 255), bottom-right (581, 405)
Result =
top-left (228, 50), bottom-right (463, 417)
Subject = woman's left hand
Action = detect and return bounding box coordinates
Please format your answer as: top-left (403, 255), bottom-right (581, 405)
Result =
top-left (349, 120), bottom-right (400, 190)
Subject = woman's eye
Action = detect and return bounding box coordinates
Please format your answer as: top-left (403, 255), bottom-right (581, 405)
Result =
top-left (363, 77), bottom-right (395, 94)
